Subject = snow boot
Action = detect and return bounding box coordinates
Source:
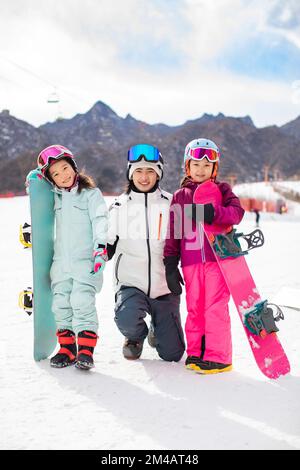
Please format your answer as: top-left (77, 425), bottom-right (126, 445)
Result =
top-left (185, 356), bottom-right (232, 374)
top-left (123, 338), bottom-right (144, 360)
top-left (147, 322), bottom-right (156, 348)
top-left (75, 330), bottom-right (98, 370)
top-left (50, 329), bottom-right (77, 368)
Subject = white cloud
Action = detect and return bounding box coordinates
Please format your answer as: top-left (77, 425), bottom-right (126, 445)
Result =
top-left (256, 0), bottom-right (300, 47)
top-left (111, 66), bottom-right (296, 128)
top-left (0, 0), bottom-right (299, 128)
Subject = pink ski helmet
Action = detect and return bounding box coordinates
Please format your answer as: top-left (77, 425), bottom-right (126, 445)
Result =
top-left (37, 145), bottom-right (78, 180)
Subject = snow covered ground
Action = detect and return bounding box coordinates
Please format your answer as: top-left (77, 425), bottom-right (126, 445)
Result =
top-left (234, 181), bottom-right (300, 210)
top-left (233, 181), bottom-right (284, 202)
top-left (274, 181), bottom-right (300, 195)
top-left (1, 194), bottom-right (300, 450)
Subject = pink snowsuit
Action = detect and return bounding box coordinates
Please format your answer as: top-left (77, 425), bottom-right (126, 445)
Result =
top-left (164, 180), bottom-right (245, 363)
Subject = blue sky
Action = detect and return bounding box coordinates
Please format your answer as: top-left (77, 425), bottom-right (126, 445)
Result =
top-left (218, 33), bottom-right (300, 81)
top-left (0, 0), bottom-right (299, 128)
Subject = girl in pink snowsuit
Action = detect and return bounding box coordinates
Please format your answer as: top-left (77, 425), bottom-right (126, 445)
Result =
top-left (163, 138), bottom-right (244, 374)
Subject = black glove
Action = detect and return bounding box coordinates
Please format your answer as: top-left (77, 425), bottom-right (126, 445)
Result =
top-left (163, 256), bottom-right (184, 295)
top-left (203, 203), bottom-right (215, 224)
top-left (106, 236), bottom-right (119, 260)
top-left (185, 203), bottom-right (215, 225)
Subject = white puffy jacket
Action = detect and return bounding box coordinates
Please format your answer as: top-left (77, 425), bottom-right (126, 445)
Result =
top-left (107, 188), bottom-right (172, 299)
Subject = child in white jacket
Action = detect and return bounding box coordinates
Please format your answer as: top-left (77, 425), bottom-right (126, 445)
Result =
top-left (107, 144), bottom-right (185, 362)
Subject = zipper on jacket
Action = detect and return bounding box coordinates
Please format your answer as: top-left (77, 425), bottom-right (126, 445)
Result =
top-left (144, 194), bottom-right (151, 297)
top-left (157, 212), bottom-right (162, 240)
top-left (199, 221), bottom-right (206, 263)
top-left (115, 253), bottom-right (123, 283)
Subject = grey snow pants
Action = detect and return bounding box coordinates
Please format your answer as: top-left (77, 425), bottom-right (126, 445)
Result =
top-left (114, 286), bottom-right (185, 362)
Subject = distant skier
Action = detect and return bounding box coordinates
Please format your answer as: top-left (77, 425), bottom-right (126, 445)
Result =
top-left (107, 144), bottom-right (185, 362)
top-left (33, 145), bottom-right (108, 369)
top-left (253, 208), bottom-right (260, 227)
top-left (164, 138), bottom-right (245, 374)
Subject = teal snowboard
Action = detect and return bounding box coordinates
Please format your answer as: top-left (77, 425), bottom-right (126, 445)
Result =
top-left (29, 177), bottom-right (57, 360)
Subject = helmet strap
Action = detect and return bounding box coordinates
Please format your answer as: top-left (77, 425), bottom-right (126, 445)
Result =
top-left (211, 162), bottom-right (218, 180)
top-left (185, 160), bottom-right (191, 177)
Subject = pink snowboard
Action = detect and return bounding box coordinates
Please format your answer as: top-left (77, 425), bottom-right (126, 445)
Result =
top-left (194, 180), bottom-right (290, 379)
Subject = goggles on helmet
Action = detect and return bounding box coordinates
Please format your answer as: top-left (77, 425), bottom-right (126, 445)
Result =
top-left (128, 144), bottom-right (162, 163)
top-left (186, 147), bottom-right (220, 163)
top-left (37, 145), bottom-right (74, 171)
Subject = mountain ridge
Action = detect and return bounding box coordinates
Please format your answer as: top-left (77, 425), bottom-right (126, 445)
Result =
top-left (0, 103), bottom-right (299, 194)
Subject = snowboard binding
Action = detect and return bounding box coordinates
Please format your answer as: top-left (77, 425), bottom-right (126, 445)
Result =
top-left (18, 288), bottom-right (33, 316)
top-left (19, 223), bottom-right (32, 248)
top-left (213, 228), bottom-right (264, 259)
top-left (244, 300), bottom-right (284, 338)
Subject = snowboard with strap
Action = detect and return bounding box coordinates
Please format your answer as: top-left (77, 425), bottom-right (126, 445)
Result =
top-left (26, 176), bottom-right (57, 360)
top-left (193, 180), bottom-right (290, 379)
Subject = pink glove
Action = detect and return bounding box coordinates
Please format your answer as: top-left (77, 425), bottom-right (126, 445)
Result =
top-left (91, 246), bottom-right (108, 274)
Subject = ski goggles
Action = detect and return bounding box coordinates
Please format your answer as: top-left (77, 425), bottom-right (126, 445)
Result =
top-left (37, 145), bottom-right (74, 169)
top-left (186, 147), bottom-right (220, 163)
top-left (128, 144), bottom-right (162, 163)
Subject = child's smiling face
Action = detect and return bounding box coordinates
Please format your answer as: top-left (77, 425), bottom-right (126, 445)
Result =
top-left (48, 159), bottom-right (76, 188)
top-left (189, 159), bottom-right (214, 183)
top-left (132, 167), bottom-right (158, 192)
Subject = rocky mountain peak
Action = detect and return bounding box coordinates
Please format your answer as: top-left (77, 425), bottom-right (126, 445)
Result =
top-left (1, 102), bottom-right (300, 194)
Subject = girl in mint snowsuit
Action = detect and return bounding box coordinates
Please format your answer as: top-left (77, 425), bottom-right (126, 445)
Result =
top-left (33, 145), bottom-right (108, 370)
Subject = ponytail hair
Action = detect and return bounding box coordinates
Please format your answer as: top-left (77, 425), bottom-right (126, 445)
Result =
top-left (180, 175), bottom-right (192, 188)
top-left (180, 160), bottom-right (192, 187)
top-left (124, 180), bottom-right (134, 195)
top-left (77, 171), bottom-right (96, 193)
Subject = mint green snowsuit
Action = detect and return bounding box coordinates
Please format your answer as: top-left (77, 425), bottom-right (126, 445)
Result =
top-left (50, 186), bottom-right (108, 334)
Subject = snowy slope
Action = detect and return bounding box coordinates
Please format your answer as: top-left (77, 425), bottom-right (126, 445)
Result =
top-left (234, 180), bottom-right (300, 200)
top-left (274, 181), bottom-right (300, 195)
top-left (233, 182), bottom-right (283, 201)
top-left (0, 195), bottom-right (300, 450)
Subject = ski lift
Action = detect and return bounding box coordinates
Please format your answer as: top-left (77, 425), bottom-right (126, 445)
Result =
top-left (47, 91), bottom-right (59, 103)
top-left (47, 88), bottom-right (63, 121)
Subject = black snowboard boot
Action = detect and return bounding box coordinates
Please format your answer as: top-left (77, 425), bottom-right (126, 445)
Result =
top-left (50, 329), bottom-right (77, 368)
top-left (185, 356), bottom-right (232, 374)
top-left (76, 330), bottom-right (98, 370)
top-left (123, 338), bottom-right (144, 360)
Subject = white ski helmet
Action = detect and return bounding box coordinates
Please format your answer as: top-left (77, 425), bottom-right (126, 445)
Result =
top-left (127, 143), bottom-right (164, 181)
top-left (184, 138), bottom-right (220, 179)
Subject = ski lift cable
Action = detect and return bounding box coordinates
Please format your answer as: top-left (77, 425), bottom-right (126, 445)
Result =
top-left (0, 72), bottom-right (23, 88)
top-left (0, 55), bottom-right (80, 104)
top-left (0, 54), bottom-right (56, 88)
